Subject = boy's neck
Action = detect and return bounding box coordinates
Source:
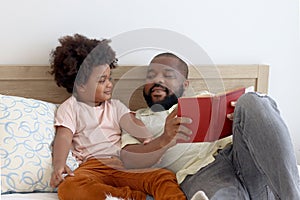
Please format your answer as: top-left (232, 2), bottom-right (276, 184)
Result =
top-left (74, 95), bottom-right (103, 107)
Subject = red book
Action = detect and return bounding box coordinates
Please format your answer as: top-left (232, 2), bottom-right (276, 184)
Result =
top-left (177, 87), bottom-right (246, 143)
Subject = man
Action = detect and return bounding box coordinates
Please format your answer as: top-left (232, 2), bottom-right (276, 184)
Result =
top-left (120, 53), bottom-right (300, 199)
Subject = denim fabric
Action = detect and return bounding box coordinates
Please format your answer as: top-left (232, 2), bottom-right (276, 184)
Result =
top-left (146, 195), bottom-right (154, 200)
top-left (181, 92), bottom-right (300, 200)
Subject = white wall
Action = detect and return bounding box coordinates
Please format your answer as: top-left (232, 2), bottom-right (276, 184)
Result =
top-left (1, 0), bottom-right (300, 160)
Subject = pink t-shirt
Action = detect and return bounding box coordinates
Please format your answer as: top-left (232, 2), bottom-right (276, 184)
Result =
top-left (54, 96), bottom-right (130, 163)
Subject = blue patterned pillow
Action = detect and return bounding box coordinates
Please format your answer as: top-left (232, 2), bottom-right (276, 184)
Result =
top-left (0, 94), bottom-right (78, 194)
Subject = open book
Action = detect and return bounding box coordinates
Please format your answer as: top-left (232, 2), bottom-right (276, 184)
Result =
top-left (177, 87), bottom-right (246, 143)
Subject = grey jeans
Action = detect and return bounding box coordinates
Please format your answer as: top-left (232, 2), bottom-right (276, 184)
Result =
top-left (180, 92), bottom-right (300, 200)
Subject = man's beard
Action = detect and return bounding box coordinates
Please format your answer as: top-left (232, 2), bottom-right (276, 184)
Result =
top-left (143, 83), bottom-right (184, 112)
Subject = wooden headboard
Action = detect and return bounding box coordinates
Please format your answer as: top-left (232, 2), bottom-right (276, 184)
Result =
top-left (0, 64), bottom-right (269, 111)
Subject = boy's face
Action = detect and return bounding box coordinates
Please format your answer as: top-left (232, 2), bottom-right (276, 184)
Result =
top-left (77, 65), bottom-right (113, 106)
top-left (143, 56), bottom-right (188, 111)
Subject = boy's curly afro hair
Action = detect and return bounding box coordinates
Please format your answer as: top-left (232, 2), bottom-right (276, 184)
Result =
top-left (50, 34), bottom-right (116, 93)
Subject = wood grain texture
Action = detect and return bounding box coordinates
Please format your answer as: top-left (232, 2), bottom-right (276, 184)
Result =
top-left (0, 64), bottom-right (269, 110)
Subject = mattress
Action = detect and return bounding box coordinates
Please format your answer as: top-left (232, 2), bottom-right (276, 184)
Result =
top-left (2, 167), bottom-right (300, 200)
top-left (1, 193), bottom-right (58, 200)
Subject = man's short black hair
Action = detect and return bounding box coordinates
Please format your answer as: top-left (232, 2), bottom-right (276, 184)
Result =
top-left (151, 52), bottom-right (188, 79)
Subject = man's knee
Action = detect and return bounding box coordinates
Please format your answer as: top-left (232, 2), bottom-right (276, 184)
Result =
top-left (237, 92), bottom-right (262, 108)
top-left (236, 92), bottom-right (278, 115)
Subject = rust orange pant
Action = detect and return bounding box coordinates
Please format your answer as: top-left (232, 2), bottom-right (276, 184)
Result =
top-left (57, 158), bottom-right (186, 200)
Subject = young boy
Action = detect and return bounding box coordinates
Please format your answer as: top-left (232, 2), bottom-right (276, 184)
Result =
top-left (49, 34), bottom-right (186, 200)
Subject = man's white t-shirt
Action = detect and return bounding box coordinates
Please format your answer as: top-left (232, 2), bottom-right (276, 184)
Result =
top-left (121, 105), bottom-right (232, 183)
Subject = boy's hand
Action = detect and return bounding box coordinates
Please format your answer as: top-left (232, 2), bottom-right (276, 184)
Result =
top-left (227, 101), bottom-right (237, 121)
top-left (50, 165), bottom-right (74, 188)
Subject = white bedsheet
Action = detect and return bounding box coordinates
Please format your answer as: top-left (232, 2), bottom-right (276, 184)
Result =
top-left (2, 166), bottom-right (300, 200)
top-left (1, 193), bottom-right (58, 200)
top-left (1, 193), bottom-right (121, 200)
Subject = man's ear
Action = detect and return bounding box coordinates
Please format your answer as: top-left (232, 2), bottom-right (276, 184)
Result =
top-left (182, 80), bottom-right (190, 97)
top-left (183, 80), bottom-right (189, 89)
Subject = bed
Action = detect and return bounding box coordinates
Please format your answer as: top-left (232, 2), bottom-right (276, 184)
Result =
top-left (0, 64), bottom-right (270, 199)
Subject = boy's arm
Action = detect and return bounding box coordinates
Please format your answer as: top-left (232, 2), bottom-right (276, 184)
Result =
top-left (119, 112), bottom-right (153, 143)
top-left (50, 126), bottom-right (74, 188)
top-left (121, 135), bottom-right (172, 169)
top-left (121, 107), bottom-right (192, 169)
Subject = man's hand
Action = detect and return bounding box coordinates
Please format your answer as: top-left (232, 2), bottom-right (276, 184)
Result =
top-left (227, 101), bottom-right (237, 121)
top-left (162, 107), bottom-right (193, 146)
top-left (50, 165), bottom-right (74, 188)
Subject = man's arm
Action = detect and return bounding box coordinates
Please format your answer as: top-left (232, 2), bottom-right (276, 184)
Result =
top-left (121, 107), bottom-right (192, 169)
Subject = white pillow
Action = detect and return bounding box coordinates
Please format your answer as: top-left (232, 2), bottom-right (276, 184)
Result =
top-left (0, 94), bottom-right (78, 194)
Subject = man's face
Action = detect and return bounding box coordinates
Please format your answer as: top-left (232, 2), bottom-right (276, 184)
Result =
top-left (143, 56), bottom-right (188, 111)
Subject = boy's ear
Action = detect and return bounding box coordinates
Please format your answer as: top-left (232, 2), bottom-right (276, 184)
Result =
top-left (75, 83), bottom-right (87, 93)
